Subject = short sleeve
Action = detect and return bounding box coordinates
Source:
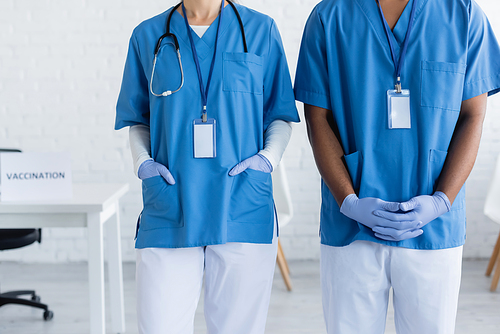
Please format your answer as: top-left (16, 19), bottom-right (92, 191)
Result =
top-left (262, 20), bottom-right (300, 130)
top-left (294, 6), bottom-right (331, 110)
top-left (463, 0), bottom-right (500, 100)
top-left (115, 34), bottom-right (150, 130)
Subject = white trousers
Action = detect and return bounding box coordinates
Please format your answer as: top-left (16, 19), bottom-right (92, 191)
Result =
top-left (136, 233), bottom-right (278, 334)
top-left (321, 241), bottom-right (463, 334)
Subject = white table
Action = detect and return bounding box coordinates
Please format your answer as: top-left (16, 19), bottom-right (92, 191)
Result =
top-left (0, 183), bottom-right (129, 334)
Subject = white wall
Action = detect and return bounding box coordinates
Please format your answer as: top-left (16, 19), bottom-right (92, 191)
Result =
top-left (1, 0), bottom-right (499, 263)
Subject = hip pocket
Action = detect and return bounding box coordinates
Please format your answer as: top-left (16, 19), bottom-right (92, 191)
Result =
top-left (229, 169), bottom-right (273, 224)
top-left (141, 176), bottom-right (183, 230)
top-left (428, 149), bottom-right (448, 194)
top-left (223, 52), bottom-right (263, 95)
top-left (428, 149), bottom-right (464, 211)
top-left (344, 151), bottom-right (363, 192)
top-left (421, 61), bottom-right (466, 111)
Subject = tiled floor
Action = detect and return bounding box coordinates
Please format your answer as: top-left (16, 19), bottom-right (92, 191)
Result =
top-left (0, 259), bottom-right (499, 333)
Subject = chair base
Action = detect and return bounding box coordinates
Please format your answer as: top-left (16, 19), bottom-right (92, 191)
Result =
top-left (277, 239), bottom-right (292, 291)
top-left (0, 290), bottom-right (54, 320)
top-left (486, 230), bottom-right (500, 291)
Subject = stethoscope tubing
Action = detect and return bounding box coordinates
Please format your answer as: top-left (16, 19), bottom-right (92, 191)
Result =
top-left (150, 44), bottom-right (185, 97)
top-left (150, 1), bottom-right (247, 98)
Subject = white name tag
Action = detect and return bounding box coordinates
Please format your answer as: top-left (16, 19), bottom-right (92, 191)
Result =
top-left (193, 118), bottom-right (216, 158)
top-left (387, 89), bottom-right (411, 129)
top-left (0, 152), bottom-right (73, 202)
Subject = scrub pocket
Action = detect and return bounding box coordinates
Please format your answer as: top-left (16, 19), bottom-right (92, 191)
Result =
top-left (421, 61), bottom-right (466, 111)
top-left (228, 169), bottom-right (273, 224)
top-left (428, 149), bottom-right (447, 195)
top-left (223, 52), bottom-right (263, 94)
top-left (141, 175), bottom-right (183, 230)
top-left (428, 149), bottom-right (464, 211)
top-left (344, 151), bottom-right (363, 192)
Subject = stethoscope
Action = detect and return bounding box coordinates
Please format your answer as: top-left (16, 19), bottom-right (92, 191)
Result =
top-left (150, 0), bottom-right (248, 97)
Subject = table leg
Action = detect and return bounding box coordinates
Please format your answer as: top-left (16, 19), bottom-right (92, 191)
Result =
top-left (88, 212), bottom-right (105, 334)
top-left (106, 202), bottom-right (126, 333)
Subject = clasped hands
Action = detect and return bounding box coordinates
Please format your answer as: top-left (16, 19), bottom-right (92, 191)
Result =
top-left (340, 192), bottom-right (451, 242)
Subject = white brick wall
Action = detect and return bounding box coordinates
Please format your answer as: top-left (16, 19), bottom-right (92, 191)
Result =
top-left (1, 0), bottom-right (499, 263)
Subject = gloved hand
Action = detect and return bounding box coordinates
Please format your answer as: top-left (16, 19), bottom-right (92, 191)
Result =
top-left (372, 191), bottom-right (451, 241)
top-left (138, 159), bottom-right (176, 185)
top-left (341, 194), bottom-right (423, 241)
top-left (229, 154), bottom-right (273, 176)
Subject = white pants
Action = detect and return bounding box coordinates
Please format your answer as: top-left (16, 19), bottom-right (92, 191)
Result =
top-left (321, 241), bottom-right (463, 334)
top-left (136, 233), bottom-right (278, 334)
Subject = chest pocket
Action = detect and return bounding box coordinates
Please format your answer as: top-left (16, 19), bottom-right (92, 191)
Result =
top-left (420, 61), bottom-right (466, 112)
top-left (223, 52), bottom-right (263, 95)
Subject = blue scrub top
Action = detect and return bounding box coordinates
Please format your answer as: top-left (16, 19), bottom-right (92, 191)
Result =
top-left (116, 4), bottom-right (300, 248)
top-left (295, 0), bottom-right (500, 250)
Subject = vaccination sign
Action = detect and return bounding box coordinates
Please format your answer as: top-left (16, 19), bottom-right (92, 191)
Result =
top-left (0, 152), bottom-right (72, 202)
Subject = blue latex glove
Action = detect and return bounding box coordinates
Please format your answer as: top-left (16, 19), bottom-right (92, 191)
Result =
top-left (340, 194), bottom-right (423, 241)
top-left (372, 191), bottom-right (451, 241)
top-left (229, 153), bottom-right (273, 176)
top-left (138, 159), bottom-right (176, 185)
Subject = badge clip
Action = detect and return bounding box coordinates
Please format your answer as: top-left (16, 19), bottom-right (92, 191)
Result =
top-left (395, 77), bottom-right (402, 93)
top-left (202, 106), bottom-right (207, 123)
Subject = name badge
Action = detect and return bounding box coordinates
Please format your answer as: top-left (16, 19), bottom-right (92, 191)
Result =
top-left (193, 118), bottom-right (216, 158)
top-left (387, 89), bottom-right (411, 129)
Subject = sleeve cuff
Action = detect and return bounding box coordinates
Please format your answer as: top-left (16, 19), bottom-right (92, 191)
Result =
top-left (463, 72), bottom-right (500, 100)
top-left (294, 88), bottom-right (332, 111)
top-left (258, 150), bottom-right (277, 171)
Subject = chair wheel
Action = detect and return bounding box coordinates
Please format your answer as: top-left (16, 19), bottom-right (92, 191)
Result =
top-left (43, 310), bottom-right (54, 321)
top-left (31, 295), bottom-right (41, 303)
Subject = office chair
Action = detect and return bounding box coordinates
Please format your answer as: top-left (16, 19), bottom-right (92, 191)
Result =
top-left (485, 155), bottom-right (500, 292)
top-left (0, 229), bottom-right (53, 320)
top-left (0, 148), bottom-right (54, 320)
top-left (272, 162), bottom-right (293, 291)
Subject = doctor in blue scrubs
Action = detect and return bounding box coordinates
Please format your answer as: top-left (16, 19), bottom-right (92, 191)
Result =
top-left (115, 0), bottom-right (299, 333)
top-left (295, 0), bottom-right (500, 333)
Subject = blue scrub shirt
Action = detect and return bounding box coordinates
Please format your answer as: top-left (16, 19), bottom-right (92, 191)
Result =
top-left (116, 4), bottom-right (300, 248)
top-left (295, 0), bottom-right (500, 249)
